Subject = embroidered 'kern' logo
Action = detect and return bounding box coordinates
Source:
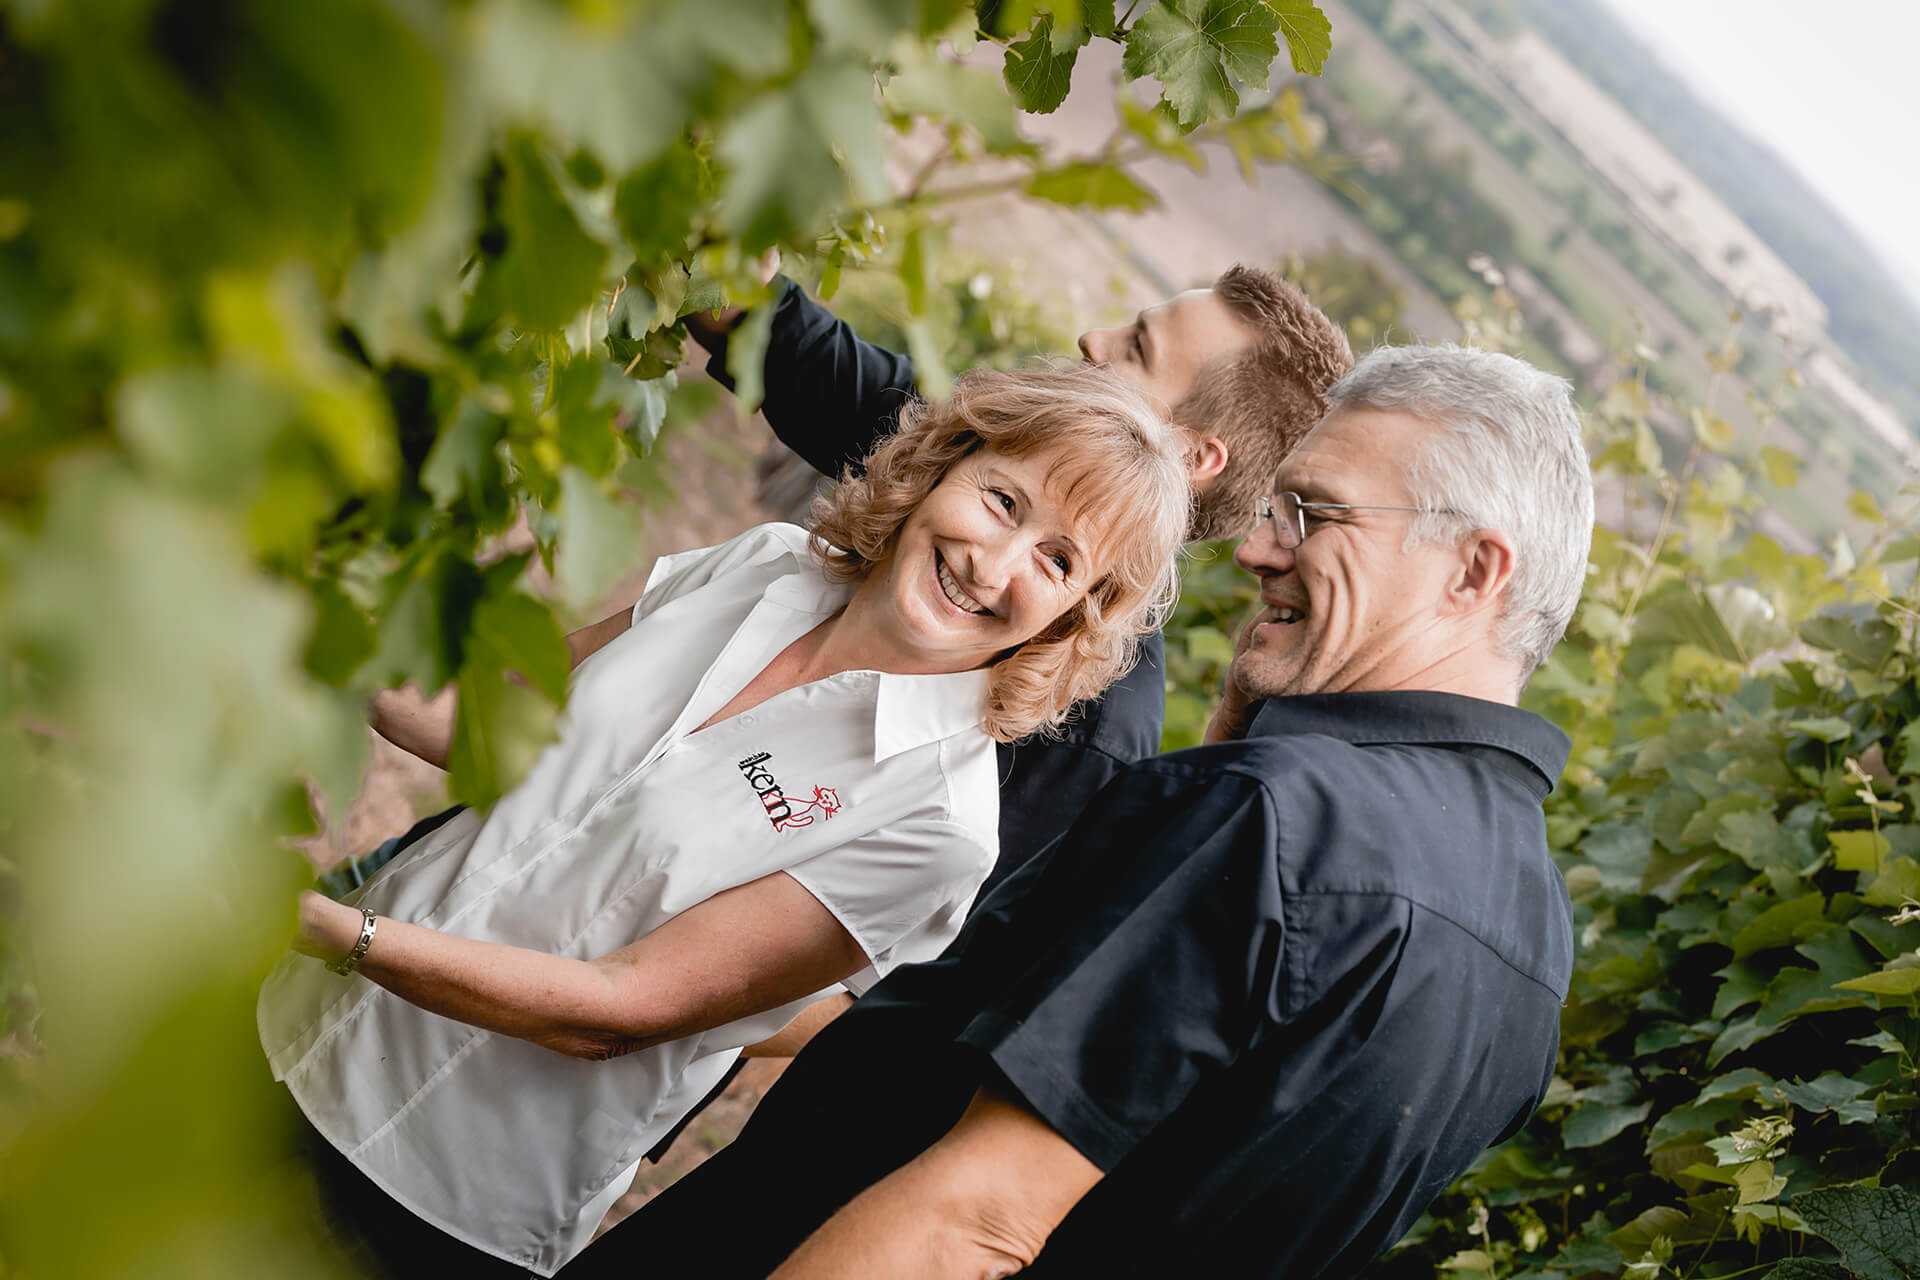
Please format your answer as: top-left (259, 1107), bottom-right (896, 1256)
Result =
top-left (737, 752), bottom-right (842, 831)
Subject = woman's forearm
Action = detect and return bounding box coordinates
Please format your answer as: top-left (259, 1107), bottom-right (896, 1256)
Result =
top-left (296, 872), bottom-right (866, 1063)
top-left (369, 684), bottom-right (457, 768)
top-left (300, 892), bottom-right (657, 1059)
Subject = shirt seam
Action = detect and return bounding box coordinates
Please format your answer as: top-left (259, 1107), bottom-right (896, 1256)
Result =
top-left (1287, 887), bottom-right (1568, 1000)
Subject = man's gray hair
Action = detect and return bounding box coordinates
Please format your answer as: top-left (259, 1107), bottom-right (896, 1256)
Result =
top-left (1325, 344), bottom-right (1594, 678)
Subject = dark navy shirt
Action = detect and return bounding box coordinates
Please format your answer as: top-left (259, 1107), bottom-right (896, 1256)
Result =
top-left (561, 689), bottom-right (1575, 1280)
top-left (702, 277), bottom-right (1167, 891)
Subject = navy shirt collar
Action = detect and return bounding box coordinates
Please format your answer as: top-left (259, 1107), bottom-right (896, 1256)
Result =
top-left (1246, 690), bottom-right (1570, 794)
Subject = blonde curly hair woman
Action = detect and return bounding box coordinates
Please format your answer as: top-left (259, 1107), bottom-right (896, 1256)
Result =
top-left (260, 364), bottom-right (1190, 1277)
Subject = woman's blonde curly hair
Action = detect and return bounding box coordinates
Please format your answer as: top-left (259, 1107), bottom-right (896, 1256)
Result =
top-left (809, 366), bottom-right (1190, 744)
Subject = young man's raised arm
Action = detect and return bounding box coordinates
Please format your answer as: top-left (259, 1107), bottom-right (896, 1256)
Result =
top-left (769, 1084), bottom-right (1103, 1280)
top-left (686, 275), bottom-right (918, 480)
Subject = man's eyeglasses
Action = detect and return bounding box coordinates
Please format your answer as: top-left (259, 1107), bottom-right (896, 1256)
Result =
top-left (1255, 491), bottom-right (1441, 550)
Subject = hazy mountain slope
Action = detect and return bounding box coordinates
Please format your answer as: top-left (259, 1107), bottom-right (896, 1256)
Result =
top-left (1460, 0), bottom-right (1920, 422)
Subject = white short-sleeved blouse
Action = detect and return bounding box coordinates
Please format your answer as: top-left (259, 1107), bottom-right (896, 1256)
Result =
top-left (256, 523), bottom-right (1000, 1274)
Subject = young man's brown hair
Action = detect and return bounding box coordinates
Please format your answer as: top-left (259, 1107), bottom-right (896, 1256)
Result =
top-left (1181, 265), bottom-right (1356, 541)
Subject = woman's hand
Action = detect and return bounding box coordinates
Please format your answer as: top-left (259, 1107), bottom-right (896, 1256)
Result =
top-left (293, 889), bottom-right (362, 966)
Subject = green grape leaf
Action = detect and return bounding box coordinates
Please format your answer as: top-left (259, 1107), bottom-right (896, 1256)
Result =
top-left (1793, 1185), bottom-right (1920, 1280)
top-left (1004, 14), bottom-right (1087, 113)
top-left (1863, 857), bottom-right (1920, 908)
top-left (887, 45), bottom-right (1025, 152)
top-left (422, 400), bottom-right (515, 529)
top-left (726, 303), bottom-right (778, 415)
top-left (1025, 162), bottom-right (1158, 209)
top-left (1798, 614), bottom-right (1898, 669)
top-left (1122, 0), bottom-right (1279, 130)
top-left (467, 591), bottom-right (571, 704)
top-left (900, 222), bottom-right (942, 316)
top-left (1763, 1072), bottom-right (1874, 1117)
top-left (1717, 810), bottom-right (1818, 873)
top-left (1832, 829), bottom-right (1892, 873)
top-left (1789, 716), bottom-right (1855, 743)
top-left (371, 548), bottom-right (485, 694)
top-left (1268, 0), bottom-right (1331, 75)
top-left (1834, 967), bottom-right (1920, 996)
top-left (816, 0), bottom-right (972, 48)
top-left (603, 371), bottom-right (675, 454)
top-left (1758, 445), bottom-right (1802, 488)
top-left (614, 142), bottom-right (708, 267)
top-left (1690, 405), bottom-right (1736, 452)
top-left (492, 133), bottom-right (613, 332)
top-left (1849, 489), bottom-right (1886, 525)
top-left (555, 465), bottom-right (641, 608)
top-left (1121, 95), bottom-right (1206, 169)
top-left (1768, 1263), bottom-right (1857, 1280)
top-left (1754, 927), bottom-right (1875, 1026)
top-left (544, 356), bottom-right (621, 475)
top-left (1730, 892), bottom-right (1825, 959)
top-left (718, 57), bottom-right (888, 250)
top-left (1562, 1099), bottom-right (1651, 1149)
top-left (447, 661), bottom-right (560, 810)
top-left (303, 579), bottom-right (378, 687)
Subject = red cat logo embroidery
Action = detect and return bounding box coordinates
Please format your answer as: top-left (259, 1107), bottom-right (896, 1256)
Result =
top-left (737, 753), bottom-right (843, 831)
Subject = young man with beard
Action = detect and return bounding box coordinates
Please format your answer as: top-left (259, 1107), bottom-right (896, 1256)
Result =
top-left (555, 343), bottom-right (1594, 1280)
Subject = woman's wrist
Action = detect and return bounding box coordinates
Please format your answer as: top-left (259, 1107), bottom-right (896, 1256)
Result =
top-left (296, 890), bottom-right (371, 967)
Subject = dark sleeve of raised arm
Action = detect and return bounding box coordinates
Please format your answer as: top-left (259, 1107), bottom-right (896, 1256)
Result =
top-left (957, 767), bottom-right (1287, 1172)
top-left (702, 276), bottom-right (920, 480)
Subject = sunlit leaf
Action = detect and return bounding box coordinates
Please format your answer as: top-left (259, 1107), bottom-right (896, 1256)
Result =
top-left (1689, 405), bottom-right (1736, 453)
top-left (1003, 13), bottom-right (1087, 113)
top-left (1831, 829), bottom-right (1891, 873)
top-left (1758, 445), bottom-right (1802, 488)
top-left (1268, 0), bottom-right (1331, 75)
top-left (1025, 162), bottom-right (1158, 209)
top-left (1122, 0), bottom-right (1280, 130)
top-left (1848, 489), bottom-right (1886, 525)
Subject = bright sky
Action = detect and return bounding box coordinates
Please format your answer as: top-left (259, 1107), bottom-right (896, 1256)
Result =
top-left (1595, 0), bottom-right (1920, 311)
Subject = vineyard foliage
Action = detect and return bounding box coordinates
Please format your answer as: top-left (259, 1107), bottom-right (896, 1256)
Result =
top-left (0, 0), bottom-right (1331, 1272)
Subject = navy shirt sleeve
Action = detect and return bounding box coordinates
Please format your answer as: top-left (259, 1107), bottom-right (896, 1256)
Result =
top-left (955, 762), bottom-right (1285, 1170)
top-left (701, 276), bottom-right (918, 479)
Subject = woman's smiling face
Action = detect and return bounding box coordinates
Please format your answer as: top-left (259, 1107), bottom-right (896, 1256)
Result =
top-left (864, 446), bottom-right (1108, 673)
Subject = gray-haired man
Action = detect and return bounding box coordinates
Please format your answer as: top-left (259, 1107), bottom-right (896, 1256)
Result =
top-left (558, 344), bottom-right (1596, 1280)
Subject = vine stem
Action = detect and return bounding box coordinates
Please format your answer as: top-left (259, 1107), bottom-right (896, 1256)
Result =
top-left (903, 136), bottom-right (954, 202)
top-left (1118, 0), bottom-right (1145, 28)
top-left (849, 100), bottom-right (1307, 223)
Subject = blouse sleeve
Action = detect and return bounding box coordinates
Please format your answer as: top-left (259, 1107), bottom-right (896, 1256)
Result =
top-left (630, 523), bottom-right (811, 627)
top-left (783, 817), bottom-right (995, 996)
